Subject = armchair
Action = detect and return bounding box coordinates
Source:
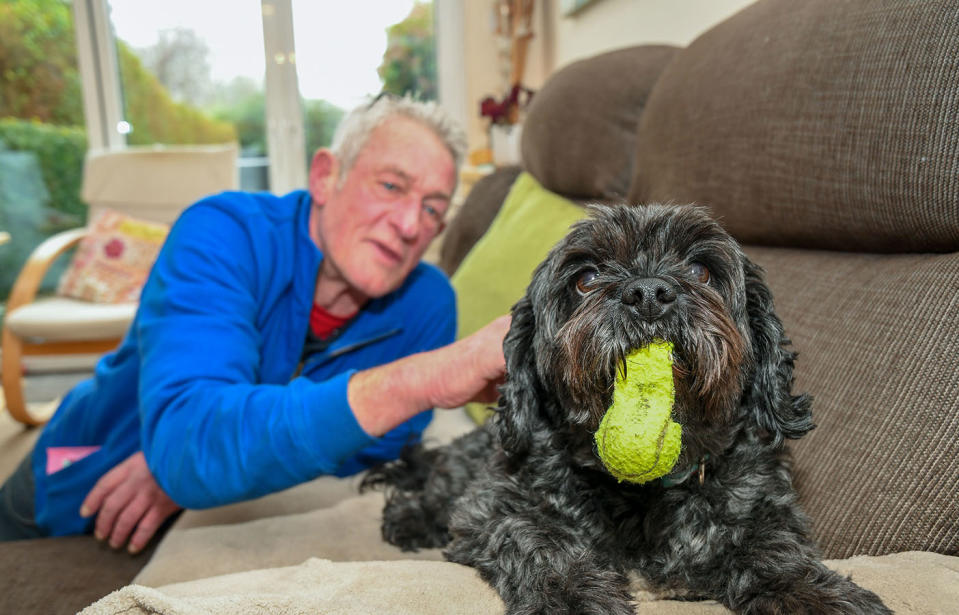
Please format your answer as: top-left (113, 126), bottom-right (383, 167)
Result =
top-left (1, 144), bottom-right (238, 426)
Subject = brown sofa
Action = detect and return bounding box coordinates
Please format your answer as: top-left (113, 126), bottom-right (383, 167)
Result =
top-left (445, 0), bottom-right (959, 565)
top-left (20, 1), bottom-right (959, 613)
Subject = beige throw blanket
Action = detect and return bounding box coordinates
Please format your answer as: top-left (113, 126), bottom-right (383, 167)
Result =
top-left (80, 412), bottom-right (959, 614)
top-left (83, 551), bottom-right (959, 615)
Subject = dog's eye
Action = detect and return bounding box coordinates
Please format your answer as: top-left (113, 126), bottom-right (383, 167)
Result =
top-left (689, 262), bottom-right (710, 284)
top-left (575, 269), bottom-right (600, 295)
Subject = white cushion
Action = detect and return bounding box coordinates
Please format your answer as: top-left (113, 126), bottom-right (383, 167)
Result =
top-left (5, 297), bottom-right (136, 341)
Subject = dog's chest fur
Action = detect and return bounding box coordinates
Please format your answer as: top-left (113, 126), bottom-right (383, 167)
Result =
top-left (447, 425), bottom-right (801, 594)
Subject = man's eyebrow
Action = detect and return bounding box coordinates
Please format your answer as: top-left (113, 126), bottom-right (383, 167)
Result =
top-left (380, 165), bottom-right (452, 202)
top-left (379, 166), bottom-right (413, 182)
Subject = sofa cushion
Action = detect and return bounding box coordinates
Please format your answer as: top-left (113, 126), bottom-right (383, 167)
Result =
top-left (522, 45), bottom-right (679, 201)
top-left (629, 0), bottom-right (959, 252)
top-left (439, 166), bottom-right (522, 276)
top-left (0, 535), bottom-right (157, 615)
top-left (450, 172), bottom-right (587, 342)
top-left (746, 246), bottom-right (959, 558)
top-left (84, 541), bottom-right (959, 614)
top-left (5, 296), bottom-right (137, 342)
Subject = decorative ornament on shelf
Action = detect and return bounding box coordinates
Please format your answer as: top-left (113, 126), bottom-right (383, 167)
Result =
top-left (479, 0), bottom-right (537, 166)
top-left (480, 84), bottom-right (533, 167)
top-left (480, 84), bottom-right (535, 127)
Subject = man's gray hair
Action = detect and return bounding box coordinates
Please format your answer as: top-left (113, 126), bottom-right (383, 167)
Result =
top-left (330, 94), bottom-right (468, 188)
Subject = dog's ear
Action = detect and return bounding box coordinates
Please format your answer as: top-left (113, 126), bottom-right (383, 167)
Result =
top-left (494, 294), bottom-right (545, 459)
top-left (743, 258), bottom-right (814, 445)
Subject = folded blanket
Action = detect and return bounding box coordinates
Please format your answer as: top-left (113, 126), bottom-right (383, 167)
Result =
top-left (84, 411), bottom-right (959, 614)
top-left (84, 558), bottom-right (504, 615)
top-left (82, 551), bottom-right (959, 615)
top-left (133, 490), bottom-right (445, 586)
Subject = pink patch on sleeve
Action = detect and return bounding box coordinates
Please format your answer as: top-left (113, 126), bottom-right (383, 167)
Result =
top-left (46, 446), bottom-right (102, 475)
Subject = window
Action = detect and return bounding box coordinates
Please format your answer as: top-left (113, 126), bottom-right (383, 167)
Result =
top-left (0, 0), bottom-right (443, 307)
top-left (0, 0), bottom-right (87, 304)
top-left (108, 0), bottom-right (269, 190)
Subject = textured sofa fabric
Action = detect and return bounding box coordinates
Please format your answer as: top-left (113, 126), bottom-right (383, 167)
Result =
top-left (747, 246), bottom-right (959, 558)
top-left (619, 0), bottom-right (959, 561)
top-left (521, 45), bottom-right (679, 201)
top-left (437, 0), bottom-right (959, 566)
top-left (0, 536), bottom-right (158, 615)
top-left (628, 0), bottom-right (959, 253)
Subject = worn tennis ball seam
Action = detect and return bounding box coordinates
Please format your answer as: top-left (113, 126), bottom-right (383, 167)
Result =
top-left (593, 340), bottom-right (682, 484)
top-left (596, 410), bottom-right (674, 481)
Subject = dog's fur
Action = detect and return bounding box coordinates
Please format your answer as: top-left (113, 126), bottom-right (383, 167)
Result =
top-left (363, 205), bottom-right (889, 614)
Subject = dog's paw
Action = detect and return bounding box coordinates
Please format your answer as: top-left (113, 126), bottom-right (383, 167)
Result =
top-left (381, 501), bottom-right (450, 552)
top-left (742, 586), bottom-right (891, 615)
top-left (504, 594), bottom-right (635, 615)
top-left (497, 563), bottom-right (636, 615)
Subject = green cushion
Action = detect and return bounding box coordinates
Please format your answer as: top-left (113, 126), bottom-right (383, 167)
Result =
top-left (450, 171), bottom-right (587, 422)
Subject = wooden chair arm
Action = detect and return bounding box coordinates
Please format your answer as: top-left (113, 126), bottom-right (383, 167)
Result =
top-left (5, 227), bottom-right (88, 313)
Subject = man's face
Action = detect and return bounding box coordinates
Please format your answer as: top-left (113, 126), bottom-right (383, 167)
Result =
top-left (309, 116), bottom-right (456, 302)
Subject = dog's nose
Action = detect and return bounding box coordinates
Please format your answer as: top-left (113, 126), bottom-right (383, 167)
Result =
top-left (621, 278), bottom-right (677, 320)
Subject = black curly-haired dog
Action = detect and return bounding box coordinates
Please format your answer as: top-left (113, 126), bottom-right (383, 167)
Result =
top-left (363, 205), bottom-right (889, 615)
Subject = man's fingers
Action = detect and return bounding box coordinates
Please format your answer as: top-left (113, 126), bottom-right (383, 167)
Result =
top-left (107, 493), bottom-right (151, 549)
top-left (92, 483), bottom-right (135, 541)
top-left (80, 463), bottom-right (129, 518)
top-left (470, 379), bottom-right (503, 404)
top-left (127, 504), bottom-right (175, 554)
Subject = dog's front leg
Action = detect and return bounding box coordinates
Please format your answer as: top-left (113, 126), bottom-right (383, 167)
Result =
top-left (445, 479), bottom-right (635, 615)
top-left (714, 543), bottom-right (891, 614)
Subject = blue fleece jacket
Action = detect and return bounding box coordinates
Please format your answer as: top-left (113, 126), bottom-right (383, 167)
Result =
top-left (32, 190), bottom-right (456, 536)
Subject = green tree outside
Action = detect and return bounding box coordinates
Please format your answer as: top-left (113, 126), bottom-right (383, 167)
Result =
top-left (0, 0), bottom-right (236, 302)
top-left (117, 40), bottom-right (235, 146)
top-left (0, 0), bottom-right (83, 125)
top-left (304, 99), bottom-right (344, 163)
top-left (378, 2), bottom-right (437, 100)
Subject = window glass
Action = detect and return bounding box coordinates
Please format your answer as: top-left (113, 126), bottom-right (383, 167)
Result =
top-left (107, 0), bottom-right (268, 190)
top-left (291, 1), bottom-right (435, 165)
top-left (0, 0), bottom-right (87, 305)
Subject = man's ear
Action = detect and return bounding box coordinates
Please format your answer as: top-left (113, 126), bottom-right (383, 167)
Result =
top-left (308, 149), bottom-right (339, 205)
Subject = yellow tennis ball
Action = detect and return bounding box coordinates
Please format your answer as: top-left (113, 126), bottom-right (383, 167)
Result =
top-left (594, 340), bottom-right (681, 483)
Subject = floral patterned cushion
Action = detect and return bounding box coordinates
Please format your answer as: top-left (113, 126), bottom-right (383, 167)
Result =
top-left (57, 209), bottom-right (169, 303)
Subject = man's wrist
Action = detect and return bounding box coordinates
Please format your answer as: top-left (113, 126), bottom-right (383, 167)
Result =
top-left (347, 350), bottom-right (439, 437)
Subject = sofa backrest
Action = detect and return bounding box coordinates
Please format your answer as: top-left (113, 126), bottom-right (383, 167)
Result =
top-left (439, 45), bottom-right (679, 275)
top-left (628, 0), bottom-right (959, 254)
top-left (624, 0), bottom-right (959, 559)
top-left (440, 0), bottom-right (958, 561)
top-left (521, 45), bottom-right (679, 202)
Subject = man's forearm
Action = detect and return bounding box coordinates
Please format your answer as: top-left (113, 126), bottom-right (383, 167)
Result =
top-left (347, 315), bottom-right (510, 437)
top-left (347, 348), bottom-right (446, 437)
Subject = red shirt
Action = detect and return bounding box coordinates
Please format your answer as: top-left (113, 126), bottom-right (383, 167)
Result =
top-left (310, 304), bottom-right (353, 339)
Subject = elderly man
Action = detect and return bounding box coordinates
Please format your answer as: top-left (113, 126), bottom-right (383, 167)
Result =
top-left (0, 96), bottom-right (509, 553)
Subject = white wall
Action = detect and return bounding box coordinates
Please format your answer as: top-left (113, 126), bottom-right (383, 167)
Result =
top-left (454, 0), bottom-right (759, 154)
top-left (550, 0), bottom-right (757, 68)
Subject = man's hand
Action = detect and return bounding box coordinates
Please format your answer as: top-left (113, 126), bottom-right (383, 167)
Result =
top-left (432, 315), bottom-right (510, 408)
top-left (348, 315), bottom-right (511, 436)
top-left (79, 451), bottom-right (182, 554)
